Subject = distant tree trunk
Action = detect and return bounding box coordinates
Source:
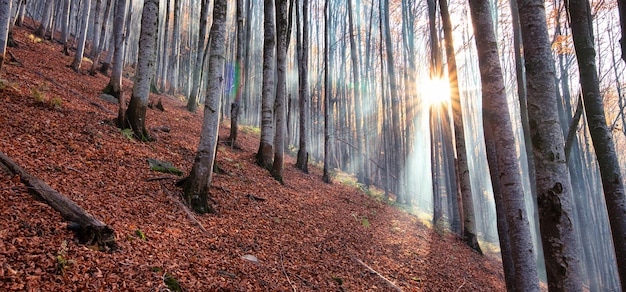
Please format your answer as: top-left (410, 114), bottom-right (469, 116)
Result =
top-left (61, 0), bottom-right (71, 55)
top-left (568, 0), bottom-right (626, 287)
top-left (167, 0), bottom-right (180, 95)
top-left (347, 0), bottom-right (363, 182)
top-left (256, 0), bottom-right (275, 169)
top-left (322, 0), bottom-right (331, 184)
top-left (469, 0), bottom-right (541, 288)
top-left (295, 0), bottom-right (309, 173)
top-left (158, 0), bottom-right (170, 93)
top-left (90, 0), bottom-right (102, 57)
top-left (105, 0), bottom-right (128, 99)
top-left (227, 0), bottom-right (244, 147)
top-left (122, 0), bottom-right (158, 141)
top-left (271, 0), bottom-right (288, 183)
top-left (90, 0), bottom-right (112, 75)
top-left (37, 0), bottom-right (54, 37)
top-left (617, 0), bottom-right (626, 62)
top-left (382, 0), bottom-right (402, 203)
top-left (430, 105), bottom-right (444, 227)
top-left (187, 0), bottom-right (209, 112)
top-left (16, 0), bottom-right (25, 27)
top-left (71, 0), bottom-right (91, 72)
top-left (182, 0), bottom-right (227, 214)
top-left (517, 0), bottom-right (584, 288)
top-left (438, 0), bottom-right (481, 253)
top-left (0, 0), bottom-right (10, 75)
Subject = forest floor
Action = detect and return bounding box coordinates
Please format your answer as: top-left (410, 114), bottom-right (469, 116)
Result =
top-left (0, 25), bottom-right (506, 291)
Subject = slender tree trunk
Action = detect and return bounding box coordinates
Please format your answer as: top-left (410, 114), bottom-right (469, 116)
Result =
top-left (159, 0), bottom-right (170, 93)
top-left (271, 0), bottom-right (289, 183)
top-left (0, 0), bottom-right (10, 75)
top-left (37, 0), bottom-right (54, 37)
top-left (322, 0), bottom-right (331, 184)
top-left (187, 0), bottom-right (210, 112)
top-left (71, 0), bottom-right (91, 72)
top-left (295, 0), bottom-right (309, 173)
top-left (517, 0), bottom-right (583, 288)
top-left (256, 0), bottom-right (275, 169)
top-left (438, 0), bottom-right (481, 253)
top-left (168, 0), bottom-right (180, 95)
top-left (90, 0), bottom-right (102, 57)
top-left (182, 0), bottom-right (227, 214)
top-left (123, 0), bottom-right (158, 141)
top-left (105, 0), bottom-right (128, 99)
top-left (469, 0), bottom-right (540, 288)
top-left (60, 0), bottom-right (71, 55)
top-left (227, 0), bottom-right (244, 147)
top-left (568, 0), bottom-right (626, 288)
top-left (346, 0), bottom-right (364, 183)
top-left (90, 0), bottom-right (112, 75)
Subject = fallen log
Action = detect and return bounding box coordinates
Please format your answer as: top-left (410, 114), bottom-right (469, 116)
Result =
top-left (0, 151), bottom-right (116, 250)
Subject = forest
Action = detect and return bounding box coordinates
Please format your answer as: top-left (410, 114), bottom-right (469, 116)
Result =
top-left (1, 0), bottom-right (626, 290)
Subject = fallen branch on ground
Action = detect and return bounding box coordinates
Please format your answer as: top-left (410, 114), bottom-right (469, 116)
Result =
top-left (159, 182), bottom-right (209, 234)
top-left (0, 151), bottom-right (116, 250)
top-left (33, 71), bottom-right (115, 115)
top-left (351, 256), bottom-right (403, 292)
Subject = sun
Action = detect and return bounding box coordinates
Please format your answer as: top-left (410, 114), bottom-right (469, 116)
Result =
top-left (419, 78), bottom-right (451, 107)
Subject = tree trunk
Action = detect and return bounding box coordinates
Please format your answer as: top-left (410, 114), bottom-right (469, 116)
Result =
top-left (271, 0), bottom-right (289, 183)
top-left (568, 0), bottom-right (626, 287)
top-left (187, 0), bottom-right (210, 112)
top-left (227, 0), bottom-right (245, 147)
top-left (469, 0), bottom-right (541, 288)
top-left (167, 0), bottom-right (181, 95)
top-left (322, 0), bottom-right (331, 184)
top-left (0, 151), bottom-right (116, 249)
top-left (295, 0), bottom-right (309, 173)
top-left (183, 0), bottom-right (227, 214)
top-left (517, 0), bottom-right (584, 288)
top-left (123, 0), bottom-right (158, 141)
top-left (71, 0), bottom-right (91, 72)
top-left (256, 0), bottom-right (275, 169)
top-left (90, 0), bottom-right (112, 75)
top-left (0, 0), bottom-right (10, 75)
top-left (37, 0), bottom-right (54, 37)
top-left (61, 0), bottom-right (71, 55)
top-left (438, 0), bottom-right (481, 253)
top-left (347, 0), bottom-right (363, 182)
top-left (90, 0), bottom-right (102, 57)
top-left (105, 0), bottom-right (128, 99)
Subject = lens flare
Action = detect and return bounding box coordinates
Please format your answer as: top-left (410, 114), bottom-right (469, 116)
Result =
top-left (419, 78), bottom-right (451, 107)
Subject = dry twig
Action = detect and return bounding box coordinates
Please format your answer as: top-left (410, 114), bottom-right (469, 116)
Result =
top-left (159, 182), bottom-right (208, 234)
top-left (280, 249), bottom-right (297, 292)
top-left (351, 256), bottom-right (402, 292)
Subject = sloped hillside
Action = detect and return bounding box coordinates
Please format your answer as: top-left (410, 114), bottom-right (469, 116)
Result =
top-left (0, 25), bottom-right (505, 291)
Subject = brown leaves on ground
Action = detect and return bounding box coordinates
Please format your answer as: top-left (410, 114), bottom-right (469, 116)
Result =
top-left (0, 25), bottom-right (506, 291)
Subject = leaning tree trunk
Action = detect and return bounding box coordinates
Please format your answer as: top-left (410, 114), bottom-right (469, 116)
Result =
top-left (256, 0), bottom-right (276, 169)
top-left (123, 0), bottom-right (159, 141)
top-left (438, 0), bottom-right (481, 253)
top-left (0, 152), bottom-right (116, 249)
top-left (468, 0), bottom-right (541, 288)
top-left (271, 0), bottom-right (289, 183)
top-left (517, 0), bottom-right (584, 288)
top-left (568, 0), bottom-right (626, 287)
top-left (0, 0), bottom-right (10, 75)
top-left (71, 0), bottom-right (91, 72)
top-left (183, 0), bottom-right (227, 214)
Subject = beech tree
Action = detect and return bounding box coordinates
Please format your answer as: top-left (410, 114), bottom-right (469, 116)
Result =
top-left (256, 0), bottom-right (275, 169)
top-left (295, 0), bottom-right (309, 173)
top-left (567, 0), bottom-right (626, 287)
top-left (121, 0), bottom-right (159, 141)
top-left (183, 0), bottom-right (227, 214)
top-left (71, 0), bottom-right (91, 72)
top-left (0, 0), bottom-right (10, 75)
top-left (517, 0), bottom-right (585, 288)
top-left (227, 0), bottom-right (245, 147)
top-left (104, 0), bottom-right (128, 99)
top-left (271, 0), bottom-right (288, 182)
top-left (187, 0), bottom-right (210, 113)
top-left (36, 0), bottom-right (54, 38)
top-left (469, 0), bottom-right (540, 288)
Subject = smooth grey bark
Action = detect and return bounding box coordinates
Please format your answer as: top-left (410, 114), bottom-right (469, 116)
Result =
top-left (227, 0), bottom-right (244, 147)
top-left (36, 0), bottom-right (54, 37)
top-left (295, 0), bottom-right (309, 173)
top-left (183, 0), bottom-right (227, 214)
top-left (256, 0), bottom-right (275, 169)
top-left (61, 0), bottom-right (71, 55)
top-left (271, 0), bottom-right (288, 183)
top-left (90, 0), bottom-right (102, 57)
top-left (438, 0), bottom-right (481, 253)
top-left (168, 0), bottom-right (180, 94)
top-left (123, 0), bottom-right (159, 141)
top-left (568, 0), bottom-right (626, 288)
top-left (105, 0), bottom-right (128, 99)
top-left (90, 0), bottom-right (112, 75)
top-left (469, 0), bottom-right (540, 288)
top-left (517, 0), bottom-right (583, 289)
top-left (0, 0), bottom-right (10, 75)
top-left (16, 0), bottom-right (25, 27)
top-left (71, 0), bottom-right (91, 72)
top-left (346, 0), bottom-right (362, 181)
top-left (187, 0), bottom-right (210, 112)
top-left (158, 0), bottom-right (170, 93)
top-left (322, 0), bottom-right (331, 184)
